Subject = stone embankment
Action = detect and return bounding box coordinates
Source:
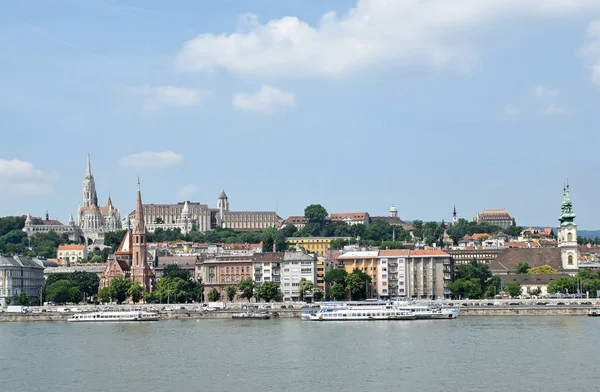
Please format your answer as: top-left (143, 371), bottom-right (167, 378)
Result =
top-left (459, 306), bottom-right (589, 316)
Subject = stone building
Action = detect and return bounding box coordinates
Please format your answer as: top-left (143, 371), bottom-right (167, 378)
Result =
top-left (0, 256), bottom-right (45, 306)
top-left (472, 209), bottom-right (514, 229)
top-left (23, 154), bottom-right (122, 251)
top-left (128, 190), bottom-right (279, 234)
top-left (57, 244), bottom-right (88, 264)
top-left (196, 255), bottom-right (253, 300)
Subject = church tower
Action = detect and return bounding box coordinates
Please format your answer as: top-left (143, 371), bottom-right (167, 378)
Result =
top-left (557, 183), bottom-right (578, 271)
top-left (130, 178), bottom-right (155, 292)
top-left (82, 153), bottom-right (98, 208)
top-left (389, 204), bottom-right (398, 218)
top-left (217, 190), bottom-right (229, 225)
top-left (452, 205), bottom-right (458, 226)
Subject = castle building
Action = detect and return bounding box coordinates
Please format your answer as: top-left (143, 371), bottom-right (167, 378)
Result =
top-left (100, 179), bottom-right (155, 293)
top-left (23, 154), bottom-right (122, 251)
top-left (128, 189), bottom-right (279, 234)
top-left (472, 209), bottom-right (514, 228)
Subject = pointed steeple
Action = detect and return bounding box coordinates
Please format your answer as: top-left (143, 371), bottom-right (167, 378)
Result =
top-left (133, 177), bottom-right (146, 234)
top-left (453, 204), bottom-right (457, 217)
top-left (25, 213), bottom-right (32, 225)
top-left (107, 194), bottom-right (112, 207)
top-left (86, 153), bottom-right (92, 176)
top-left (181, 200), bottom-right (190, 217)
top-left (559, 182), bottom-right (576, 226)
top-left (219, 189), bottom-right (228, 199)
top-left (68, 213), bottom-right (74, 225)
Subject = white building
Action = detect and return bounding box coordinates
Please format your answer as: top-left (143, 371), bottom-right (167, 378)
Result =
top-left (57, 244), bottom-right (88, 264)
top-left (377, 250), bottom-right (409, 299)
top-left (557, 184), bottom-right (578, 271)
top-left (281, 250), bottom-right (317, 301)
top-left (252, 253), bottom-right (284, 284)
top-left (0, 256), bottom-right (45, 306)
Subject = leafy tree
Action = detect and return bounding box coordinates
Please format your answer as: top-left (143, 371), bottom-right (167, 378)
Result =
top-left (163, 264), bottom-right (191, 280)
top-left (110, 275), bottom-right (132, 304)
top-left (312, 287), bottom-right (324, 301)
top-left (226, 286), bottom-right (237, 302)
top-left (128, 281), bottom-right (143, 303)
top-left (515, 262), bottom-right (530, 274)
top-left (324, 269), bottom-right (348, 286)
top-left (411, 220), bottom-right (424, 240)
top-left (380, 241), bottom-right (406, 249)
top-left (330, 238), bottom-right (349, 250)
top-left (98, 287), bottom-right (111, 303)
top-left (448, 260), bottom-right (493, 299)
top-left (237, 278), bottom-right (256, 301)
top-left (483, 275), bottom-right (501, 298)
top-left (256, 282), bottom-right (280, 302)
top-left (208, 288), bottom-right (221, 302)
top-left (69, 287), bottom-right (83, 304)
top-left (103, 230), bottom-right (128, 251)
top-left (547, 276), bottom-right (577, 294)
top-left (298, 278), bottom-right (314, 301)
top-left (90, 254), bottom-right (103, 263)
top-left (528, 265), bottom-right (558, 274)
top-left (280, 225), bottom-right (298, 238)
top-left (261, 227), bottom-right (286, 252)
top-left (505, 281), bottom-right (522, 298)
top-left (346, 269), bottom-right (372, 300)
top-left (45, 280), bottom-right (72, 304)
top-left (304, 204), bottom-right (328, 224)
top-left (330, 283), bottom-right (346, 300)
top-left (447, 278), bottom-right (482, 299)
top-left (17, 292), bottom-right (29, 306)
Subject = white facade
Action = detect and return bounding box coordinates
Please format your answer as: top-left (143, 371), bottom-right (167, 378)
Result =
top-left (57, 245), bottom-right (88, 263)
top-left (558, 222), bottom-right (578, 270)
top-left (0, 256), bottom-right (45, 306)
top-left (377, 254), bottom-right (408, 298)
top-left (281, 251), bottom-right (317, 301)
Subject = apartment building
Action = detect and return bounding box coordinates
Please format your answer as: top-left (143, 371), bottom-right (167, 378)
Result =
top-left (280, 251), bottom-right (317, 301)
top-left (252, 252), bottom-right (284, 284)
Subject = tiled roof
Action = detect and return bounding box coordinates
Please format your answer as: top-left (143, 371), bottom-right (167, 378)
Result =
top-left (503, 273), bottom-right (569, 285)
top-left (409, 250), bottom-right (449, 257)
top-left (284, 216), bottom-right (308, 224)
top-left (251, 252), bottom-right (285, 262)
top-left (471, 233), bottom-right (490, 240)
top-left (490, 247), bottom-right (562, 273)
top-left (329, 212), bottom-right (368, 221)
top-left (283, 251), bottom-right (316, 261)
top-left (42, 219), bottom-right (64, 226)
top-left (57, 245), bottom-right (86, 251)
top-left (338, 251), bottom-right (379, 259)
top-left (378, 249), bottom-right (410, 257)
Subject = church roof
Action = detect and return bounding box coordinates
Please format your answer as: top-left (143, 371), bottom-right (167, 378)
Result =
top-left (115, 231), bottom-right (133, 255)
top-left (219, 189), bottom-right (228, 199)
top-left (490, 247), bottom-right (563, 273)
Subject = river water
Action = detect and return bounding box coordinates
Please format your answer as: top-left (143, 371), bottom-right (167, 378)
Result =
top-left (1, 316), bottom-right (598, 392)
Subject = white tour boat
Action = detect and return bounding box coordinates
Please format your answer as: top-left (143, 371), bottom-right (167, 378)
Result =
top-left (67, 311), bottom-right (160, 322)
top-left (392, 302), bottom-right (460, 320)
top-left (308, 302), bottom-right (417, 321)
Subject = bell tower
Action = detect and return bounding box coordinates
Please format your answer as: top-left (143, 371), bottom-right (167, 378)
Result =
top-left (131, 178), bottom-right (154, 292)
top-left (82, 153), bottom-right (98, 208)
top-left (557, 183), bottom-right (578, 271)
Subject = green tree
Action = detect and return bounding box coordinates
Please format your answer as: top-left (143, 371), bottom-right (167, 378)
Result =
top-left (447, 278), bottom-right (482, 299)
top-left (298, 278), bottom-right (314, 301)
top-left (312, 287), bottom-right (324, 301)
top-left (17, 292), bottom-right (29, 306)
top-left (380, 241), bottom-right (406, 249)
top-left (304, 204), bottom-right (328, 224)
top-left (547, 276), bottom-right (577, 294)
top-left (261, 227), bottom-right (286, 252)
top-left (226, 286), bottom-right (237, 302)
top-left (483, 275), bottom-right (501, 298)
top-left (90, 254), bottom-right (103, 263)
top-left (237, 278), bottom-right (256, 301)
top-left (528, 265), bottom-right (558, 274)
top-left (330, 238), bottom-right (349, 250)
top-left (110, 275), bottom-right (132, 304)
top-left (256, 282), bottom-right (281, 302)
top-left (346, 269), bottom-right (372, 300)
top-left (128, 281), bottom-right (143, 303)
top-left (69, 287), bottom-right (83, 304)
top-left (505, 281), bottom-right (522, 298)
top-left (324, 269), bottom-right (348, 286)
top-left (207, 288), bottom-right (221, 302)
top-left (330, 283), bottom-right (346, 300)
top-left (45, 280), bottom-right (72, 304)
top-left (515, 262), bottom-right (530, 274)
top-left (98, 287), bottom-right (111, 303)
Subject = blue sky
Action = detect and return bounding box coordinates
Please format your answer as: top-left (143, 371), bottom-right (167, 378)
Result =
top-left (2, 0), bottom-right (600, 228)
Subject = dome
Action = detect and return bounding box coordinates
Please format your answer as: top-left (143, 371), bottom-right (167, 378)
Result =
top-left (389, 204), bottom-right (397, 212)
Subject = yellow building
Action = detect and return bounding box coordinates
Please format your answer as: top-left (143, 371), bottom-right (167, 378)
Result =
top-left (285, 237), bottom-right (351, 255)
top-left (336, 251), bottom-right (379, 298)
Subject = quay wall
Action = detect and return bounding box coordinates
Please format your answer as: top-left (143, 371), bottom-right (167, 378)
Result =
top-left (0, 307), bottom-right (593, 322)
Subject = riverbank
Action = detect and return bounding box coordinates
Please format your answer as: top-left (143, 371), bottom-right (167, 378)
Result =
top-left (0, 306), bottom-right (595, 322)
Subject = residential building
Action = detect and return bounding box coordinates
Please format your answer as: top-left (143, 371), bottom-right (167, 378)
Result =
top-left (99, 179), bottom-right (155, 293)
top-left (196, 255), bottom-right (253, 300)
top-left (129, 189), bottom-right (279, 233)
top-left (336, 251), bottom-right (379, 298)
top-left (0, 256), bottom-right (45, 306)
top-left (329, 212), bottom-right (369, 226)
top-left (57, 244), bottom-right (88, 264)
top-left (315, 256), bottom-right (331, 293)
top-left (446, 248), bottom-right (503, 265)
top-left (377, 249), bottom-right (409, 299)
top-left (472, 209), bottom-right (514, 229)
top-left (280, 216), bottom-right (308, 230)
top-left (281, 250), bottom-right (317, 302)
top-left (252, 252), bottom-right (284, 284)
top-left (23, 154), bottom-right (122, 251)
top-left (286, 237), bottom-right (352, 255)
top-left (406, 250), bottom-right (453, 299)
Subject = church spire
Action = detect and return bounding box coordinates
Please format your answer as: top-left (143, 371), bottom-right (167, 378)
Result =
top-left (559, 182), bottom-right (576, 226)
top-left (133, 177), bottom-right (146, 234)
top-left (86, 153), bottom-right (92, 176)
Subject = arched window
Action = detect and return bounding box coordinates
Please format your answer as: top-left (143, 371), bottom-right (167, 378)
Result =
top-left (568, 255), bottom-right (573, 265)
top-left (567, 232), bottom-right (573, 242)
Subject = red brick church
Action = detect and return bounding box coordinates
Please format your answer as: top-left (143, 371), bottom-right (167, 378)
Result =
top-left (99, 179), bottom-right (155, 293)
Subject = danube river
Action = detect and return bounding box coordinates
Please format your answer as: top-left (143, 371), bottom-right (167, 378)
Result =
top-left (2, 316), bottom-right (598, 391)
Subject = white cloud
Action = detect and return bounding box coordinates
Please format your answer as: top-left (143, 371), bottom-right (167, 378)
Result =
top-left (581, 20), bottom-right (600, 85)
top-left (504, 106), bottom-right (519, 116)
top-left (119, 151), bottom-right (184, 168)
top-left (535, 84), bottom-right (560, 98)
top-left (131, 85), bottom-right (212, 111)
top-left (543, 104), bottom-right (571, 116)
top-left (0, 159), bottom-right (55, 197)
top-left (176, 0), bottom-right (600, 77)
top-left (177, 184), bottom-right (196, 200)
top-left (232, 85), bottom-right (296, 114)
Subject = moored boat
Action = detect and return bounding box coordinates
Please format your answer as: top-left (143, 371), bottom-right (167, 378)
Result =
top-left (392, 302), bottom-right (460, 319)
top-left (232, 312), bottom-right (271, 319)
top-left (67, 311), bottom-right (160, 322)
top-left (588, 307), bottom-right (600, 317)
top-left (309, 303), bottom-right (417, 321)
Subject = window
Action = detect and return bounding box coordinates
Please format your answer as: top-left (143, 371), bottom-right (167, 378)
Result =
top-left (567, 232), bottom-right (573, 242)
top-left (568, 255), bottom-right (573, 265)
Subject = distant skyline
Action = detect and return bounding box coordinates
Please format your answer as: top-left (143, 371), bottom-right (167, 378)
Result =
top-left (1, 1), bottom-right (600, 228)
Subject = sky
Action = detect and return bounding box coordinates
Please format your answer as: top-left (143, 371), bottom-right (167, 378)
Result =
top-left (1, 0), bottom-right (600, 228)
